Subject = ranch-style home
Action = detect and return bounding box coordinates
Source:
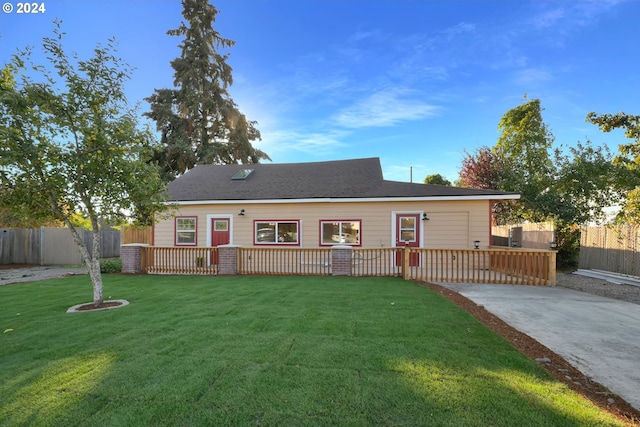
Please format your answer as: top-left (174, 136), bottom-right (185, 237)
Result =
top-left (153, 157), bottom-right (519, 251)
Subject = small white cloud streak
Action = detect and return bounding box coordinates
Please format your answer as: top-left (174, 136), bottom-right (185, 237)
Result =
top-left (258, 129), bottom-right (347, 156)
top-left (515, 68), bottom-right (553, 86)
top-left (333, 88), bottom-right (441, 129)
top-left (533, 8), bottom-right (566, 28)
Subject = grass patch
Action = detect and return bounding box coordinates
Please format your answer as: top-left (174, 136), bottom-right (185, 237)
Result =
top-left (0, 275), bottom-right (626, 426)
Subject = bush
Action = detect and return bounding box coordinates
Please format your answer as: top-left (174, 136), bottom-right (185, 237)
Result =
top-left (100, 258), bottom-right (122, 274)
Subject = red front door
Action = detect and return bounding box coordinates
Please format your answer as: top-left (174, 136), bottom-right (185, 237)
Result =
top-left (395, 214), bottom-right (420, 267)
top-left (211, 218), bottom-right (230, 264)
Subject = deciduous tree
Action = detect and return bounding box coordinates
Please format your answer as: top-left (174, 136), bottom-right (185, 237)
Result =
top-left (587, 112), bottom-right (640, 223)
top-left (146, 0), bottom-right (269, 182)
top-left (458, 99), bottom-right (621, 265)
top-left (457, 145), bottom-right (511, 224)
top-left (0, 23), bottom-right (167, 306)
top-left (423, 174), bottom-right (452, 186)
top-left (457, 146), bottom-right (504, 190)
top-left (495, 97), bottom-right (555, 222)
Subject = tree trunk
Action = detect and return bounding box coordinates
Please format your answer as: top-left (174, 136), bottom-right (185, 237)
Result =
top-left (64, 223), bottom-right (104, 307)
top-left (88, 256), bottom-right (103, 307)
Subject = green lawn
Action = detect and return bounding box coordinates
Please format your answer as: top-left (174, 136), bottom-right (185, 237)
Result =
top-left (0, 275), bottom-right (625, 426)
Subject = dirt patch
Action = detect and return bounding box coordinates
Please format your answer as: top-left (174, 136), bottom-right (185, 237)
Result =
top-left (420, 281), bottom-right (640, 426)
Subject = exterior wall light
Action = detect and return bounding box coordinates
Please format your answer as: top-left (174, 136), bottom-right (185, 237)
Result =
top-left (422, 213), bottom-right (430, 221)
top-left (238, 209), bottom-right (245, 216)
top-left (474, 240), bottom-right (480, 249)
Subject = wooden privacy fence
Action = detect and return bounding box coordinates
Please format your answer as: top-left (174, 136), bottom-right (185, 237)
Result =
top-left (1, 227), bottom-right (120, 265)
top-left (121, 226), bottom-right (153, 244)
top-left (492, 221), bottom-right (554, 249)
top-left (579, 225), bottom-right (640, 277)
top-left (137, 245), bottom-right (555, 285)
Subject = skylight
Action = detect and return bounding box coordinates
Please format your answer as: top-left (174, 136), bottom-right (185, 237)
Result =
top-left (232, 169), bottom-right (254, 180)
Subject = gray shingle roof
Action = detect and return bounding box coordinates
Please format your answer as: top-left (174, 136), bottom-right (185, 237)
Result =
top-left (167, 157), bottom-right (517, 201)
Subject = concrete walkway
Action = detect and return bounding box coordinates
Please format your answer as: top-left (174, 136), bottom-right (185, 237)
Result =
top-left (438, 283), bottom-right (640, 411)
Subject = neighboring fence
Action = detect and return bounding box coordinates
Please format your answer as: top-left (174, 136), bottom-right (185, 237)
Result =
top-left (121, 226), bottom-right (153, 244)
top-left (492, 222), bottom-right (555, 249)
top-left (0, 228), bottom-right (40, 264)
top-left (579, 225), bottom-right (640, 277)
top-left (134, 245), bottom-right (555, 285)
top-left (0, 227), bottom-right (120, 265)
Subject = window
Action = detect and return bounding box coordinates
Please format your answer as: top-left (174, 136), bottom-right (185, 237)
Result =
top-left (175, 217), bottom-right (197, 245)
top-left (320, 220), bottom-right (361, 246)
top-left (255, 220), bottom-right (299, 245)
top-left (399, 216), bottom-right (416, 242)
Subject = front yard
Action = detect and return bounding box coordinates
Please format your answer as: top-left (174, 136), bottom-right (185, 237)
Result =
top-left (0, 275), bottom-right (628, 426)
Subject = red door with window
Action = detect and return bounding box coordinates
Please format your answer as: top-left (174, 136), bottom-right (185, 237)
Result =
top-left (395, 214), bottom-right (420, 267)
top-left (211, 218), bottom-right (230, 264)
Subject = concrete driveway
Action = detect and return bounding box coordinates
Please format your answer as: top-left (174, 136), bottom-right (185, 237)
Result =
top-left (439, 283), bottom-right (640, 411)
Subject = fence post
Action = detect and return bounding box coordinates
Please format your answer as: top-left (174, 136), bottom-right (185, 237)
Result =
top-left (549, 250), bottom-right (557, 286)
top-left (121, 243), bottom-right (148, 274)
top-left (402, 245), bottom-right (410, 280)
top-left (331, 245), bottom-right (352, 276)
top-left (218, 245), bottom-right (240, 275)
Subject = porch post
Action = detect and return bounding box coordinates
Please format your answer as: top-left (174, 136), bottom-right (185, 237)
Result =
top-left (402, 244), bottom-right (410, 280)
top-left (218, 244), bottom-right (240, 275)
top-left (121, 243), bottom-right (148, 274)
top-left (549, 250), bottom-right (557, 286)
top-left (331, 245), bottom-right (352, 276)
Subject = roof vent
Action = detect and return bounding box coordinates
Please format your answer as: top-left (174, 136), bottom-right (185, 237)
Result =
top-left (232, 168), bottom-right (254, 180)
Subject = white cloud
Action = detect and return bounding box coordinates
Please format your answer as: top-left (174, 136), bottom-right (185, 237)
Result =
top-left (533, 8), bottom-right (566, 28)
top-left (259, 129), bottom-right (347, 157)
top-left (442, 22), bottom-right (477, 39)
top-left (515, 68), bottom-right (553, 86)
top-left (333, 88), bottom-right (440, 129)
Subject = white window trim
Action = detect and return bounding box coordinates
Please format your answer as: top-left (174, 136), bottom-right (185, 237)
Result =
top-left (175, 216), bottom-right (197, 246)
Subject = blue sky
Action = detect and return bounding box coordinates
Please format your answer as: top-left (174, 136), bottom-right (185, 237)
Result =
top-left (1, 0), bottom-right (638, 183)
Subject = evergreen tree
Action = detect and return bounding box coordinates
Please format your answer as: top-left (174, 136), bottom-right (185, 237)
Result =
top-left (145, 0), bottom-right (269, 181)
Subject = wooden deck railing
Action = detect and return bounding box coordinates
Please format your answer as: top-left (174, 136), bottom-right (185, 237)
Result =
top-left (352, 248), bottom-right (402, 276)
top-left (138, 246), bottom-right (555, 285)
top-left (239, 247), bottom-right (332, 275)
top-left (141, 246), bottom-right (219, 275)
top-left (404, 248), bottom-right (555, 285)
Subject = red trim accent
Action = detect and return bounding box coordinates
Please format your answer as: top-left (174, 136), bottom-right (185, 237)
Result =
top-left (318, 219), bottom-right (362, 247)
top-left (174, 216), bottom-right (198, 246)
top-left (253, 219), bottom-right (301, 246)
top-left (489, 201), bottom-right (493, 245)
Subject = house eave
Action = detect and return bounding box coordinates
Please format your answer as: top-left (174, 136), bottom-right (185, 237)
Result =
top-left (166, 194), bottom-right (520, 206)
